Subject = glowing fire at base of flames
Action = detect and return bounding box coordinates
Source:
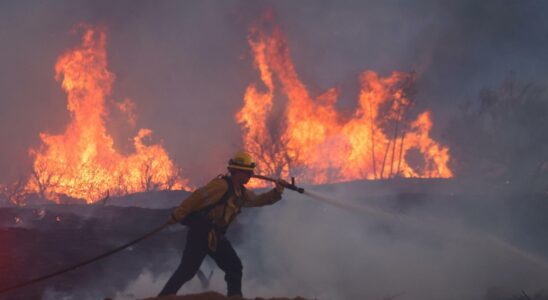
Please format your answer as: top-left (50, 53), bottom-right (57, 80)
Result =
top-left (25, 24), bottom-right (188, 203)
top-left (237, 16), bottom-right (453, 187)
top-left (12, 17), bottom-right (452, 204)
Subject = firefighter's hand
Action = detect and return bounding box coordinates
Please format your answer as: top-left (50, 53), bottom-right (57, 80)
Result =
top-left (275, 178), bottom-right (288, 193)
top-left (167, 214), bottom-right (178, 225)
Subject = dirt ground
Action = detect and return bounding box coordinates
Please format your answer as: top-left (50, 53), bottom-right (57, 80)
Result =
top-left (140, 291), bottom-right (309, 300)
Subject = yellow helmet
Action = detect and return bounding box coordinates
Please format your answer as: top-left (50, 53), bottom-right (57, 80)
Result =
top-left (227, 151), bottom-right (256, 171)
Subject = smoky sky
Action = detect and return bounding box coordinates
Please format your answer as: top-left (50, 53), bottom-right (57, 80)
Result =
top-left (1, 0), bottom-right (547, 185)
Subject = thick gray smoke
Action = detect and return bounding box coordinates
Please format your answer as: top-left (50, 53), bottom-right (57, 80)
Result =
top-left (99, 181), bottom-right (548, 300)
top-left (244, 184), bottom-right (547, 300)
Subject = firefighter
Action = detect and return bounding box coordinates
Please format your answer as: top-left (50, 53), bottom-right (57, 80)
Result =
top-left (158, 151), bottom-right (286, 297)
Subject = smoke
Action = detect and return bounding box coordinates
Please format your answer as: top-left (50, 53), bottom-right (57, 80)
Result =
top-left (68, 181), bottom-right (546, 300)
top-left (0, 1), bottom-right (546, 298)
top-left (229, 183), bottom-right (548, 300)
top-left (1, 181), bottom-right (539, 299)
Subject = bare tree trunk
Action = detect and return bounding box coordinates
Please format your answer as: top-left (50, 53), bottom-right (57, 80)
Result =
top-left (396, 131), bottom-right (406, 176)
top-left (388, 113), bottom-right (401, 178)
top-left (369, 99), bottom-right (378, 179)
top-left (380, 138), bottom-right (392, 180)
top-left (396, 105), bottom-right (411, 176)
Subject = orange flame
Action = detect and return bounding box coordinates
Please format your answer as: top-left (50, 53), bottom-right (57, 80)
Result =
top-left (237, 19), bottom-right (452, 185)
top-left (26, 25), bottom-right (188, 203)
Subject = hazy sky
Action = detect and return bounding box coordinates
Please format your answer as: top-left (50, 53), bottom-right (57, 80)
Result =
top-left (1, 0), bottom-right (547, 184)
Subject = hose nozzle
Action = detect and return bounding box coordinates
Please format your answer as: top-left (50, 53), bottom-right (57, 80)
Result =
top-left (252, 175), bottom-right (305, 194)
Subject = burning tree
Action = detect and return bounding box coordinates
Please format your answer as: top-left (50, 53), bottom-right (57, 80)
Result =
top-left (28, 156), bottom-right (66, 200)
top-left (25, 24), bottom-right (189, 203)
top-left (237, 15), bottom-right (452, 185)
top-left (0, 178), bottom-right (29, 206)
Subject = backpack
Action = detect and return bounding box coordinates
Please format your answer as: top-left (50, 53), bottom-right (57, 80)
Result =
top-left (180, 175), bottom-right (245, 234)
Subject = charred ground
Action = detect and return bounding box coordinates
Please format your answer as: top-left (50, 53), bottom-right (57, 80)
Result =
top-left (0, 180), bottom-right (547, 299)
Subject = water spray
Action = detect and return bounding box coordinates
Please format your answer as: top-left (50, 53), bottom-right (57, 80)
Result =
top-left (253, 174), bottom-right (548, 273)
top-left (2, 175), bottom-right (547, 295)
top-left (253, 174), bottom-right (412, 221)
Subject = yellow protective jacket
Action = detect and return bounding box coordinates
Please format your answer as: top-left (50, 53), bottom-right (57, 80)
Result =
top-left (172, 175), bottom-right (282, 230)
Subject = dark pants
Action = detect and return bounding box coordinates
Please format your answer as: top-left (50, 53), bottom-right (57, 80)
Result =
top-left (158, 220), bottom-right (243, 297)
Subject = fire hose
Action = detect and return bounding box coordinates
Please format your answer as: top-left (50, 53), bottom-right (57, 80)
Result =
top-left (0, 175), bottom-right (306, 295)
top-left (2, 175), bottom-right (547, 294)
top-left (0, 221), bottom-right (170, 294)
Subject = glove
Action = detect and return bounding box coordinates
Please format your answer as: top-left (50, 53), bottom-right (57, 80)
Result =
top-left (167, 214), bottom-right (178, 225)
top-left (275, 178), bottom-right (288, 193)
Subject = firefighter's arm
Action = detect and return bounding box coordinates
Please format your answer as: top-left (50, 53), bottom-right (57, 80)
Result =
top-left (169, 178), bottom-right (228, 224)
top-left (243, 179), bottom-right (286, 207)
